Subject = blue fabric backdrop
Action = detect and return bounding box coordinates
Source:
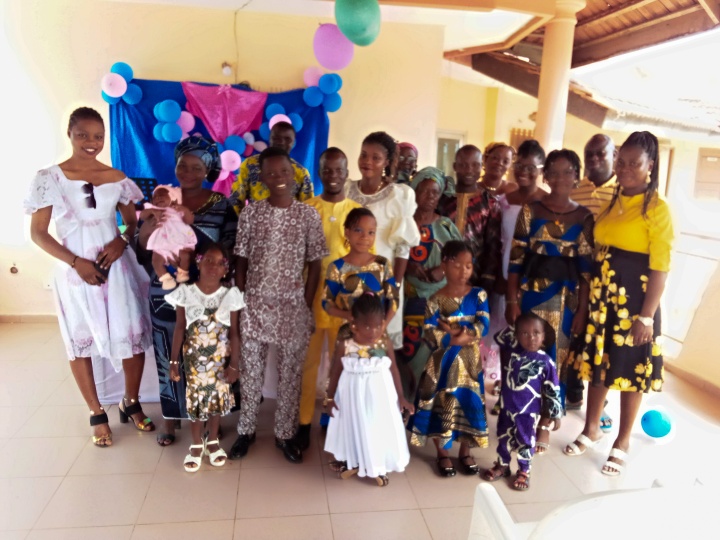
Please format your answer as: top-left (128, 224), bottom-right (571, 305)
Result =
top-left (109, 79), bottom-right (329, 195)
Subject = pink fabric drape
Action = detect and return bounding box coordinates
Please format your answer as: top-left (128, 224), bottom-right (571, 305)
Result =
top-left (212, 172), bottom-right (235, 198)
top-left (182, 82), bottom-right (268, 142)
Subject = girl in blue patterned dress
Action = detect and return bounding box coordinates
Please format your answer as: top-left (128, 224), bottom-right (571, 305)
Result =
top-left (407, 240), bottom-right (490, 477)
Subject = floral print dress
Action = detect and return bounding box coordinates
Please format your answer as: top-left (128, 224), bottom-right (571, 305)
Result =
top-left (165, 284), bottom-right (245, 420)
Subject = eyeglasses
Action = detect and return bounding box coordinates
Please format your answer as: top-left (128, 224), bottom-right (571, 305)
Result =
top-left (513, 163), bottom-right (543, 174)
top-left (81, 183), bottom-right (96, 209)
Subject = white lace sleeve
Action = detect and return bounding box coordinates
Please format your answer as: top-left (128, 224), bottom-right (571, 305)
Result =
top-left (118, 178), bottom-right (145, 206)
top-left (165, 285), bottom-right (205, 328)
top-left (386, 184), bottom-right (421, 259)
top-left (23, 167), bottom-right (78, 240)
top-left (215, 286), bottom-right (245, 327)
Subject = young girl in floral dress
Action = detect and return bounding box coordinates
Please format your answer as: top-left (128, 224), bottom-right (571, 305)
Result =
top-left (166, 243), bottom-right (244, 472)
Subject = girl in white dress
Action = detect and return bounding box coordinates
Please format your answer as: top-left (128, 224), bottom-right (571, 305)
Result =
top-left (25, 107), bottom-right (153, 447)
top-left (324, 293), bottom-right (414, 486)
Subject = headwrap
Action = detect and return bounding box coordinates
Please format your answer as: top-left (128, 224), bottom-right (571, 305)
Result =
top-left (153, 184), bottom-right (182, 204)
top-left (398, 142), bottom-right (418, 157)
top-left (410, 166), bottom-right (455, 198)
top-left (174, 136), bottom-right (222, 182)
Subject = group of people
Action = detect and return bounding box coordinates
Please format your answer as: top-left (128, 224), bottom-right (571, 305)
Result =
top-left (25, 106), bottom-right (673, 491)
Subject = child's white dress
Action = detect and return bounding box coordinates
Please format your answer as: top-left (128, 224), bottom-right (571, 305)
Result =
top-left (324, 337), bottom-right (410, 478)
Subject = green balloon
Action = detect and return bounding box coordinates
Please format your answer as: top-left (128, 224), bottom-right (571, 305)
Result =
top-left (335, 0), bottom-right (381, 47)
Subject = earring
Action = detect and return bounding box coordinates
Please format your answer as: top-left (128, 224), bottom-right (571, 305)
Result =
top-left (344, 237), bottom-right (350, 249)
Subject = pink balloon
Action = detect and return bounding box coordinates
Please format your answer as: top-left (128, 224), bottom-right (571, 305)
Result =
top-left (180, 132), bottom-right (189, 141)
top-left (243, 145), bottom-right (254, 157)
top-left (303, 66), bottom-right (323, 87)
top-left (177, 111), bottom-right (195, 133)
top-left (100, 73), bottom-right (127, 98)
top-left (269, 114), bottom-right (292, 130)
top-left (313, 24), bottom-right (354, 71)
top-left (218, 169), bottom-right (231, 181)
top-left (220, 150), bottom-right (241, 172)
top-left (253, 141), bottom-right (268, 152)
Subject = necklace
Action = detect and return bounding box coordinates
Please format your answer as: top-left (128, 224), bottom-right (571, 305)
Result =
top-left (542, 201), bottom-right (573, 226)
top-left (362, 179), bottom-right (386, 195)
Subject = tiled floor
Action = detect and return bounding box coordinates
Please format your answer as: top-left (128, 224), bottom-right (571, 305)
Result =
top-left (1, 323), bottom-right (718, 539)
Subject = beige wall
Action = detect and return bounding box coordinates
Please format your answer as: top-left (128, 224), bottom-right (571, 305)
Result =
top-left (0, 0), bottom-right (443, 316)
top-left (436, 78), bottom-right (487, 148)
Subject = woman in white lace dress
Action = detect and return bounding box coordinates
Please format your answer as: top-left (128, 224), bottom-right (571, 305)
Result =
top-left (25, 107), bottom-right (154, 447)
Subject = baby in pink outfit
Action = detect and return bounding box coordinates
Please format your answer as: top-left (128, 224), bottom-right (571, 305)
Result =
top-left (146, 185), bottom-right (197, 289)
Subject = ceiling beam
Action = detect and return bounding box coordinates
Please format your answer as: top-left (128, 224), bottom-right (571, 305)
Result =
top-left (572, 8), bottom-right (714, 66)
top-left (697, 0), bottom-right (720, 25)
top-left (444, 15), bottom-right (550, 58)
top-left (575, 5), bottom-right (704, 50)
top-left (576, 0), bottom-right (656, 28)
top-left (377, 0), bottom-right (556, 16)
top-left (470, 53), bottom-right (609, 127)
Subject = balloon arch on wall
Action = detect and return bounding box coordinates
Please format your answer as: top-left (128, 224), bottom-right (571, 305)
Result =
top-left (101, 0), bottom-right (383, 196)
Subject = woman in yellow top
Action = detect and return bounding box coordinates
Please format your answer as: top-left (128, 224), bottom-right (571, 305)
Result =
top-left (564, 131), bottom-right (674, 477)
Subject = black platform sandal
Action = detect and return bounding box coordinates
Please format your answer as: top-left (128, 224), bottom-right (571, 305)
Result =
top-left (118, 397), bottom-right (155, 432)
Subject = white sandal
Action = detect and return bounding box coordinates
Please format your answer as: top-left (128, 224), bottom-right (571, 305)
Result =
top-left (184, 442), bottom-right (205, 472)
top-left (204, 439), bottom-right (227, 467)
top-left (535, 425), bottom-right (551, 455)
top-left (563, 433), bottom-right (603, 456)
top-left (601, 447), bottom-right (627, 476)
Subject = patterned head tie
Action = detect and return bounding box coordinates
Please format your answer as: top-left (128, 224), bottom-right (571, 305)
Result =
top-left (410, 166), bottom-right (455, 198)
top-left (174, 135), bottom-right (222, 182)
top-left (398, 142), bottom-right (418, 157)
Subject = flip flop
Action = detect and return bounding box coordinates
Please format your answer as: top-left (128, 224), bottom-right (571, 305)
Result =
top-left (600, 412), bottom-right (614, 433)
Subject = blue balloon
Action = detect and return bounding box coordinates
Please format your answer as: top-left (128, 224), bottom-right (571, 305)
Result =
top-left (641, 409), bottom-right (672, 438)
top-left (332, 73), bottom-right (343, 91)
top-left (323, 92), bottom-right (342, 113)
top-left (303, 86), bottom-right (324, 107)
top-left (110, 61), bottom-right (134, 82)
top-left (265, 103), bottom-right (286, 120)
top-left (156, 100), bottom-right (181, 123)
top-left (224, 135), bottom-right (246, 155)
top-left (101, 91), bottom-right (121, 105)
top-left (259, 122), bottom-right (271, 141)
top-left (121, 83), bottom-right (143, 105)
top-left (216, 142), bottom-right (225, 154)
top-left (162, 122), bottom-right (183, 143)
top-left (318, 73), bottom-right (340, 95)
top-left (288, 113), bottom-right (303, 133)
top-left (153, 102), bottom-right (162, 119)
top-left (153, 123), bottom-right (165, 142)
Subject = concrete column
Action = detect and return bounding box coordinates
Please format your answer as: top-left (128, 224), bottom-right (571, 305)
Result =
top-left (534, 0), bottom-right (586, 151)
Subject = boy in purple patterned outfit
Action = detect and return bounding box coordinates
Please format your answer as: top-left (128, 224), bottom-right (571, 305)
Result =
top-left (482, 312), bottom-right (561, 491)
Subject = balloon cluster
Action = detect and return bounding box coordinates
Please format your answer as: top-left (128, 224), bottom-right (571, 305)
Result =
top-left (303, 73), bottom-right (343, 113)
top-left (152, 100), bottom-right (195, 144)
top-left (101, 62), bottom-right (143, 105)
top-left (216, 132), bottom-right (269, 182)
top-left (258, 104), bottom-right (304, 141)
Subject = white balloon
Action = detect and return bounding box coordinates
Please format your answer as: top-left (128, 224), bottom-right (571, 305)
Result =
top-left (242, 132), bottom-right (255, 145)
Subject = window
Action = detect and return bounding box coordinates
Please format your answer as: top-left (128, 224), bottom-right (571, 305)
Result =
top-left (436, 131), bottom-right (464, 178)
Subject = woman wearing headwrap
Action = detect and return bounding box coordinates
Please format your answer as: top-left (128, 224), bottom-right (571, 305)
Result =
top-left (396, 142), bottom-right (418, 185)
top-left (137, 136), bottom-right (238, 445)
top-left (401, 167), bottom-right (463, 398)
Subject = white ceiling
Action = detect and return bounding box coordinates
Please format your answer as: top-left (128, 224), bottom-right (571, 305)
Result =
top-left (572, 27), bottom-right (720, 134)
top-left (108, 0), bottom-right (532, 51)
